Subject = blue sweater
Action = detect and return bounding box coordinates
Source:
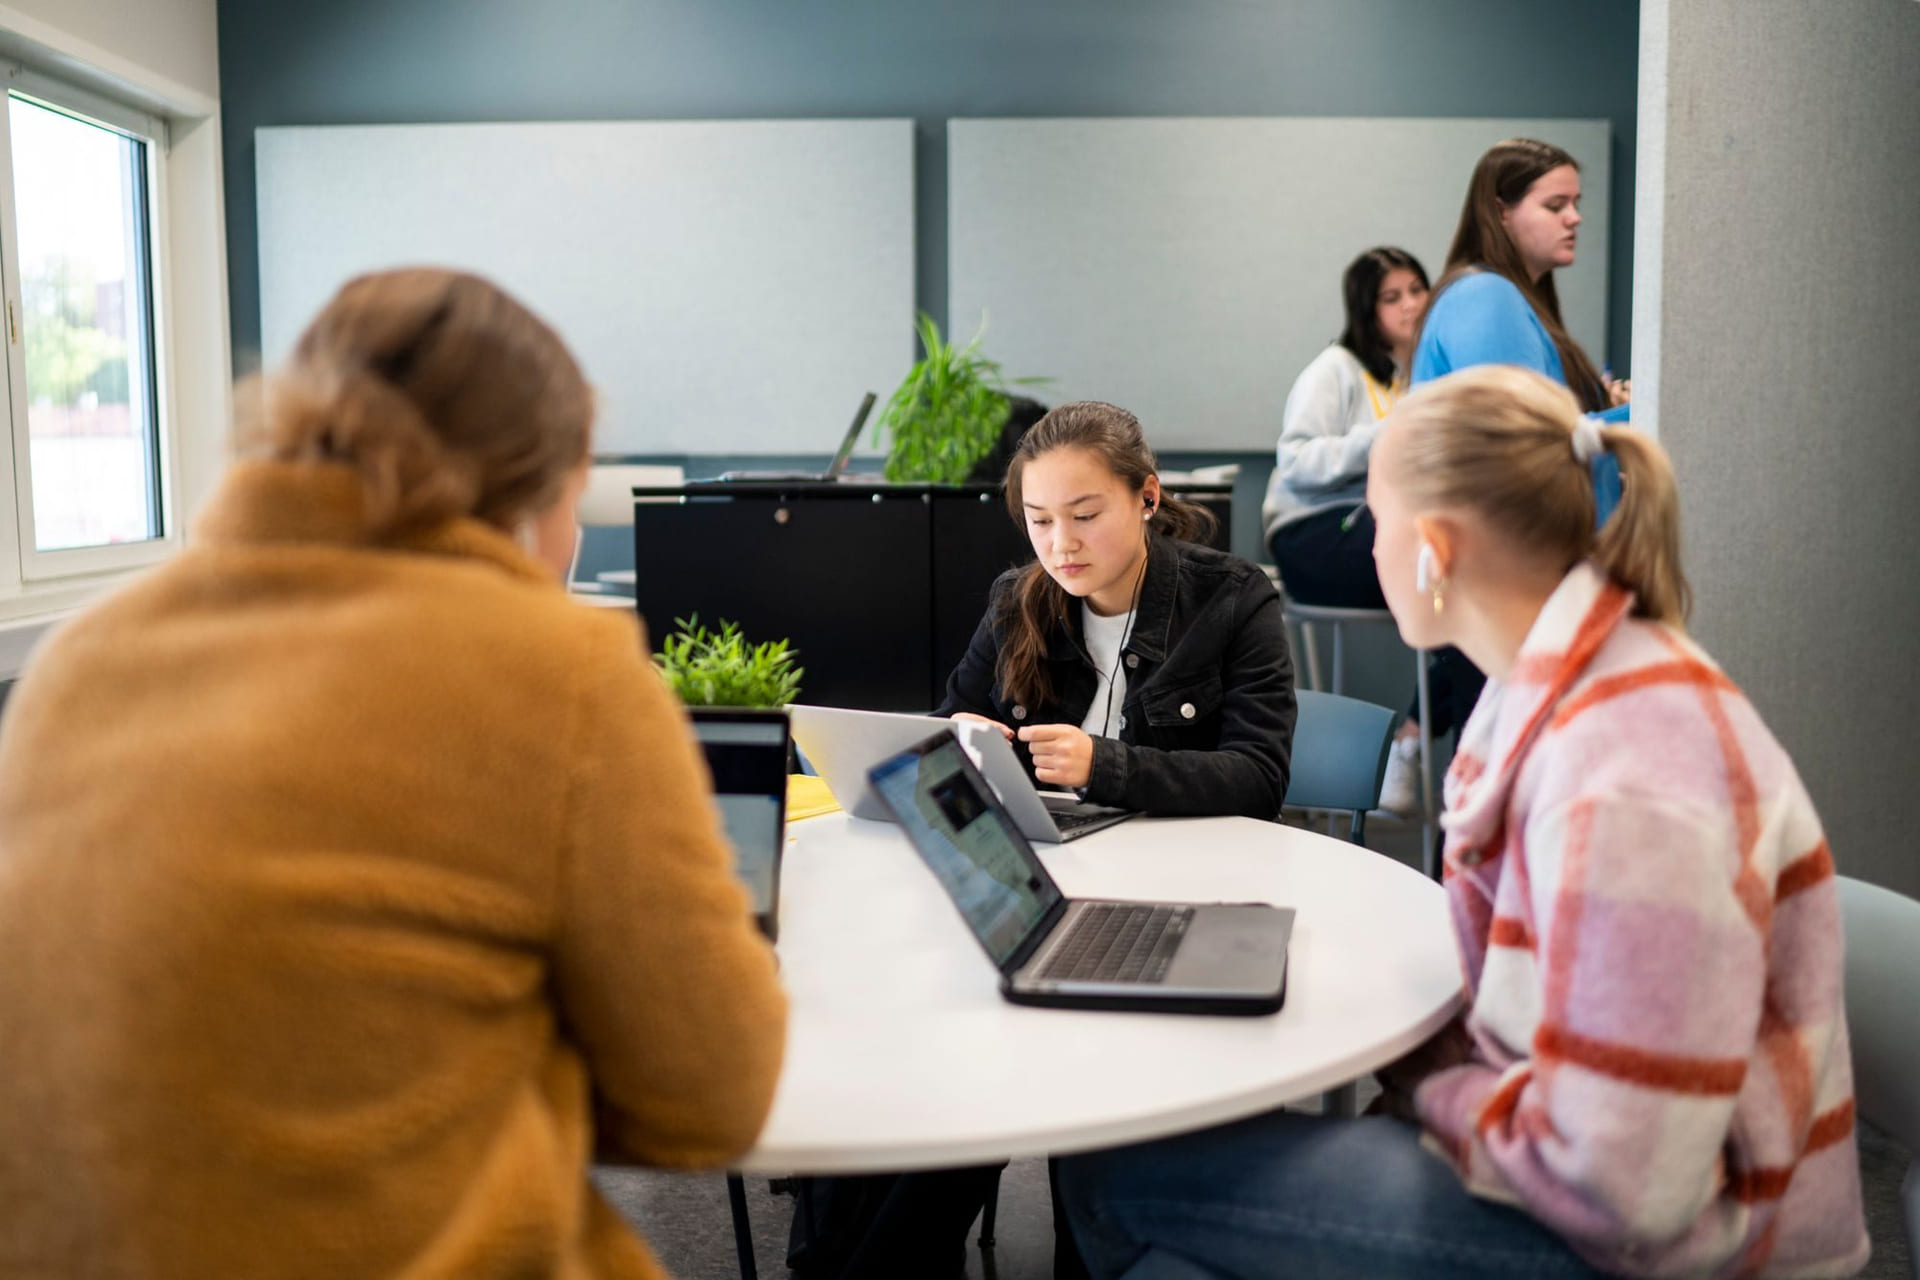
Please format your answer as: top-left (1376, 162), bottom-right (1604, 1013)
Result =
top-left (1412, 270), bottom-right (1628, 518)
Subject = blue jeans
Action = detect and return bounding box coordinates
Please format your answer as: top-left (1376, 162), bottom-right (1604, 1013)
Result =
top-left (1057, 1110), bottom-right (1612, 1280)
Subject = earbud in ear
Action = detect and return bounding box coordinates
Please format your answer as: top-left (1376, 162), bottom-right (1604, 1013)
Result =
top-left (1415, 543), bottom-right (1436, 593)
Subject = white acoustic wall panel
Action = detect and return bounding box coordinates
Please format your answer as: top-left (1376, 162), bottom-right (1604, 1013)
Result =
top-left (258, 120), bottom-right (915, 454)
top-left (949, 118), bottom-right (1610, 451)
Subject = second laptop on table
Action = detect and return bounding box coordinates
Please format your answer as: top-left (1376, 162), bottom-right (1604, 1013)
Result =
top-left (867, 728), bottom-right (1293, 1014)
top-left (787, 703), bottom-right (1137, 842)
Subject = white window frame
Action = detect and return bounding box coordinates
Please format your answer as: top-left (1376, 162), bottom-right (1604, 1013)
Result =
top-left (0, 65), bottom-right (177, 586)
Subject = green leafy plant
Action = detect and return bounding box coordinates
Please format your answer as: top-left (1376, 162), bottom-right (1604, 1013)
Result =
top-left (873, 312), bottom-right (1044, 484)
top-left (654, 615), bottom-right (803, 708)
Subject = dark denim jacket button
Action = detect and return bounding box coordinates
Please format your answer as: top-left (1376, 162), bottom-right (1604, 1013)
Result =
top-left (1124, 653), bottom-right (1139, 669)
top-left (1179, 701), bottom-right (1196, 720)
top-left (1012, 705), bottom-right (1027, 721)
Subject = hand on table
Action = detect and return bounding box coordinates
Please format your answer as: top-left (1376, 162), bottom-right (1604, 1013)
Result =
top-left (1018, 723), bottom-right (1094, 789)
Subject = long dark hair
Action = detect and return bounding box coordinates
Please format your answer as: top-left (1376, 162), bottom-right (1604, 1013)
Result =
top-left (1424, 138), bottom-right (1608, 413)
top-left (1337, 246), bottom-right (1428, 385)
top-left (997, 402), bottom-right (1216, 710)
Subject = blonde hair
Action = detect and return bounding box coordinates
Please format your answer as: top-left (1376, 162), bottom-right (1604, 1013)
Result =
top-left (1384, 366), bottom-right (1690, 625)
top-left (237, 268), bottom-right (593, 539)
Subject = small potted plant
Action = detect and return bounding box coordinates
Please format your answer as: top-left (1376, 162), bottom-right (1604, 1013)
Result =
top-left (874, 312), bottom-right (1046, 485)
top-left (654, 615), bottom-right (803, 709)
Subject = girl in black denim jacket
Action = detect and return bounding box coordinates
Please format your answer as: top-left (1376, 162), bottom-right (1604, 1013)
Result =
top-left (790, 402), bottom-right (1299, 1280)
top-left (939, 400), bottom-right (1297, 819)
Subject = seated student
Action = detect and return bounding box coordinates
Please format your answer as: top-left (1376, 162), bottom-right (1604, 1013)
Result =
top-left (0, 269), bottom-right (787, 1280)
top-left (1261, 245), bottom-right (1429, 609)
top-left (942, 399), bottom-right (1297, 819)
top-left (1055, 366), bottom-right (1870, 1280)
top-left (790, 401), bottom-right (1299, 1280)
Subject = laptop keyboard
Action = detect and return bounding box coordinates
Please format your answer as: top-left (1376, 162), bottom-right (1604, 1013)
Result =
top-left (1052, 807), bottom-right (1123, 836)
top-left (1038, 903), bottom-right (1194, 985)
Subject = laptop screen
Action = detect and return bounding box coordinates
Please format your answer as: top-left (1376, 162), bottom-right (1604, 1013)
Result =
top-left (869, 732), bottom-right (1064, 966)
top-left (821, 390), bottom-right (876, 480)
top-left (690, 709), bottom-right (789, 939)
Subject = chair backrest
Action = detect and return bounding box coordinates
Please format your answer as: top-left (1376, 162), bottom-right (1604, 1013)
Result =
top-left (1838, 876), bottom-right (1920, 1148)
top-left (578, 464), bottom-right (685, 527)
top-left (1281, 689), bottom-right (1396, 842)
top-left (1836, 874), bottom-right (1920, 1279)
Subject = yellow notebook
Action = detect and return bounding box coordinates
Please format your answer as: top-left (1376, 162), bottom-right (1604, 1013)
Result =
top-left (785, 774), bottom-right (842, 823)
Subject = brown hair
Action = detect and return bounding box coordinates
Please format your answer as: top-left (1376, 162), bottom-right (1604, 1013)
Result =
top-left (237, 268), bottom-right (593, 539)
top-left (1425, 138), bottom-right (1609, 413)
top-left (996, 401), bottom-right (1216, 708)
top-left (1384, 366), bottom-right (1689, 625)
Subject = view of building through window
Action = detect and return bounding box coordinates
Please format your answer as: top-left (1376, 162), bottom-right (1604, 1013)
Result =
top-left (11, 94), bottom-right (161, 553)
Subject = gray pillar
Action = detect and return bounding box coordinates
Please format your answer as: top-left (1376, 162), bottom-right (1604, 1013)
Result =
top-left (1637, 0), bottom-right (1920, 895)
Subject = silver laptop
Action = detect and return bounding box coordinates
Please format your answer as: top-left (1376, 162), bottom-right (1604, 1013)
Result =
top-left (868, 729), bottom-right (1292, 1014)
top-left (787, 704), bottom-right (1137, 842)
top-left (710, 392), bottom-right (876, 483)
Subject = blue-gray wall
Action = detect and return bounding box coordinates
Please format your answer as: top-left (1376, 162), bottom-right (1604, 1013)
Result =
top-left (214, 0), bottom-right (1636, 754)
top-left (217, 0), bottom-right (1640, 386)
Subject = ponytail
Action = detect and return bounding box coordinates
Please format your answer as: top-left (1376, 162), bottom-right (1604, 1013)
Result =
top-left (1388, 366), bottom-right (1689, 626)
top-left (1592, 427), bottom-right (1690, 625)
top-left (1148, 494), bottom-right (1217, 546)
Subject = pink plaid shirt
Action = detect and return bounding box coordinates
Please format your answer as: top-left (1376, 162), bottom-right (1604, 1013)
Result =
top-left (1415, 562), bottom-right (1870, 1279)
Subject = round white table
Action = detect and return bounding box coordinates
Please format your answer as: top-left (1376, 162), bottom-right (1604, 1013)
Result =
top-left (737, 813), bottom-right (1462, 1175)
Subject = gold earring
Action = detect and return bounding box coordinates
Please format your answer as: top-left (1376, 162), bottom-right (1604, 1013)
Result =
top-left (1431, 576), bottom-right (1446, 616)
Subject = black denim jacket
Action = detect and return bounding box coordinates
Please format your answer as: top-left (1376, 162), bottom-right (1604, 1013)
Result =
top-left (936, 535), bottom-right (1295, 818)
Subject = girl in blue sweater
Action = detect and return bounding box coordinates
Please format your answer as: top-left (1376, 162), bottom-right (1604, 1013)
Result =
top-left (1414, 137), bottom-right (1629, 419)
top-left (1393, 138), bottom-right (1630, 777)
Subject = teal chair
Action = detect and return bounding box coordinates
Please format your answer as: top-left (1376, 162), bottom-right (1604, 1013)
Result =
top-left (1280, 688), bottom-right (1399, 1121)
top-left (1836, 875), bottom-right (1920, 1279)
top-left (1282, 689), bottom-right (1398, 844)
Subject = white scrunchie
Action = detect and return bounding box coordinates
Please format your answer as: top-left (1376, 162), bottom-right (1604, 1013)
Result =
top-left (1570, 417), bottom-right (1606, 464)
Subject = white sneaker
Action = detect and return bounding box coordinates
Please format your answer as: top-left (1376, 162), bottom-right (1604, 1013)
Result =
top-left (1374, 735), bottom-right (1424, 817)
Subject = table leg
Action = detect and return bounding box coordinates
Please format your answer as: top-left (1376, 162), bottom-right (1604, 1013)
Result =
top-left (726, 1172), bottom-right (758, 1280)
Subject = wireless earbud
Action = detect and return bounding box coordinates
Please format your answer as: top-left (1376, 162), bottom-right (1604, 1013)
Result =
top-left (1415, 543), bottom-right (1437, 593)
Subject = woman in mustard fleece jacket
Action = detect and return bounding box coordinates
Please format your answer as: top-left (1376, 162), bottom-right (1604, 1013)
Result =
top-left (0, 268), bottom-right (787, 1280)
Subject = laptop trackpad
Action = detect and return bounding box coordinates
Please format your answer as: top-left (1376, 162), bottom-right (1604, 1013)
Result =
top-left (1040, 792), bottom-right (1127, 818)
top-left (1165, 904), bottom-right (1294, 993)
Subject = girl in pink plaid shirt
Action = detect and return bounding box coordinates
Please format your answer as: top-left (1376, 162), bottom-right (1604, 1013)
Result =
top-left (1059, 365), bottom-right (1870, 1280)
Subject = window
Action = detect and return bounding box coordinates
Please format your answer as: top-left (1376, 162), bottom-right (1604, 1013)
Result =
top-left (0, 69), bottom-right (171, 587)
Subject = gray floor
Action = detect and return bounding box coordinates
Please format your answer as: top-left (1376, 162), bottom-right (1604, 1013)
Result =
top-left (597, 821), bottom-right (1912, 1279)
top-left (595, 1120), bottom-right (1912, 1280)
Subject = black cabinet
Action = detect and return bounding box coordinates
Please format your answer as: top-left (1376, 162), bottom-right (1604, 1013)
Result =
top-left (629, 481), bottom-right (1227, 711)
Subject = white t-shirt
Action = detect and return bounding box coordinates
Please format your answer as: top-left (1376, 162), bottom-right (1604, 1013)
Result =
top-left (1079, 603), bottom-right (1134, 738)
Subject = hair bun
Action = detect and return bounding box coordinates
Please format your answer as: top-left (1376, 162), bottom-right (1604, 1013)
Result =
top-left (234, 268), bottom-right (593, 541)
top-left (247, 361), bottom-right (482, 537)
